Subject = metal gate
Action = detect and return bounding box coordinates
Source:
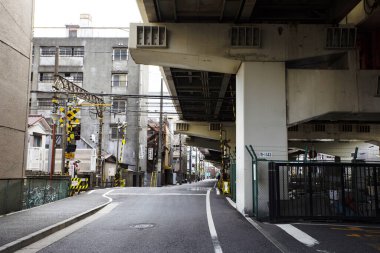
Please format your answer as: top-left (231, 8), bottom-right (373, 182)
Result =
top-left (269, 162), bottom-right (380, 222)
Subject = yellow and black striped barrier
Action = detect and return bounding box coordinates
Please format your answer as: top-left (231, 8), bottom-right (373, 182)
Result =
top-left (70, 177), bottom-right (88, 195)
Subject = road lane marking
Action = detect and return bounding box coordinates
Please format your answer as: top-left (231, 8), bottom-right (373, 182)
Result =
top-left (206, 189), bottom-right (223, 253)
top-left (87, 190), bottom-right (95, 194)
top-left (15, 203), bottom-right (119, 253)
top-left (108, 193), bottom-right (206, 196)
top-left (102, 189), bottom-right (114, 202)
top-left (276, 224), bottom-right (319, 247)
top-left (216, 188), bottom-right (220, 195)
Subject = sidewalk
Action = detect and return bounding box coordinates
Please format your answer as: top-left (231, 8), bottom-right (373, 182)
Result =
top-left (0, 189), bottom-right (111, 253)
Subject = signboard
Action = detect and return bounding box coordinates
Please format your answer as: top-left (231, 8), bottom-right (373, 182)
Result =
top-left (259, 152), bottom-right (272, 158)
top-left (65, 152), bottom-right (75, 159)
top-left (148, 147), bottom-right (153, 160)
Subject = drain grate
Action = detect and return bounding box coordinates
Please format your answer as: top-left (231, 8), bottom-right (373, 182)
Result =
top-left (130, 223), bottom-right (155, 230)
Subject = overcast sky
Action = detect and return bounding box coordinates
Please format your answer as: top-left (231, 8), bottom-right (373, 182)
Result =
top-left (34, 0), bottom-right (142, 27)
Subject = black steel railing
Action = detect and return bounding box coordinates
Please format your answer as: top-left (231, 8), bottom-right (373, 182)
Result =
top-left (269, 162), bottom-right (380, 222)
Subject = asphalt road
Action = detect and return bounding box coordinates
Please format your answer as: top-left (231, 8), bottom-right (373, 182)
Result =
top-left (15, 180), bottom-right (380, 253)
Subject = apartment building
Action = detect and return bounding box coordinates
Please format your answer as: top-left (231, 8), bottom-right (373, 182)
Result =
top-left (30, 25), bottom-right (147, 176)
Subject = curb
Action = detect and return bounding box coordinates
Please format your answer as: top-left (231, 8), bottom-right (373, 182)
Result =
top-left (0, 201), bottom-right (110, 253)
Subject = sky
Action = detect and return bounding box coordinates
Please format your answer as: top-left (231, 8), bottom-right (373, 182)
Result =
top-left (34, 0), bottom-right (142, 27)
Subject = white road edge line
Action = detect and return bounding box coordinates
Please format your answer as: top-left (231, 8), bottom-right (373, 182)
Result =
top-left (15, 203), bottom-right (119, 253)
top-left (216, 189), bottom-right (220, 195)
top-left (276, 224), bottom-right (319, 247)
top-left (87, 190), bottom-right (95, 194)
top-left (206, 189), bottom-right (223, 253)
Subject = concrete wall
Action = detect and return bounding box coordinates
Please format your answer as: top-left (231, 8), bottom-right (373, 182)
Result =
top-left (0, 0), bottom-right (33, 178)
top-left (287, 69), bottom-right (380, 124)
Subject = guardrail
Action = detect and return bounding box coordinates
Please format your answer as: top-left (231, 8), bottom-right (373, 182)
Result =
top-left (0, 177), bottom-right (71, 215)
top-left (269, 162), bottom-right (380, 222)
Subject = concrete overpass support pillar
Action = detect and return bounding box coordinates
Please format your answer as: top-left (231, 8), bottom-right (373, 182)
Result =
top-left (235, 62), bottom-right (288, 215)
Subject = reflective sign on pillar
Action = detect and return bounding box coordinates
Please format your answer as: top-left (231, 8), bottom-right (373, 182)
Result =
top-left (148, 147), bottom-right (153, 160)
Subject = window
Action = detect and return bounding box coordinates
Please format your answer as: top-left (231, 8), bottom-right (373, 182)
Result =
top-left (113, 48), bottom-right (128, 61)
top-left (40, 47), bottom-right (56, 56)
top-left (37, 98), bottom-right (53, 109)
top-left (110, 124), bottom-right (120, 139)
top-left (112, 100), bottom-right (126, 113)
top-left (112, 74), bottom-right (127, 87)
top-left (33, 135), bottom-right (42, 147)
top-left (59, 72), bottom-right (83, 83)
top-left (39, 73), bottom-right (54, 82)
top-left (59, 47), bottom-right (84, 57)
top-left (288, 125), bottom-right (299, 132)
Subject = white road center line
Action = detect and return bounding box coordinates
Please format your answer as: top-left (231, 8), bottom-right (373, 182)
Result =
top-left (276, 224), bottom-right (319, 247)
top-left (206, 189), bottom-right (223, 253)
top-left (15, 203), bottom-right (119, 253)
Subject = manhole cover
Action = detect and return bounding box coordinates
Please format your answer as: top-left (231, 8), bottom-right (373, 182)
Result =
top-left (130, 223), bottom-right (155, 230)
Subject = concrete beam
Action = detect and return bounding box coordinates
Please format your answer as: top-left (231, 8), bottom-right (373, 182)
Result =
top-left (213, 74), bottom-right (231, 119)
top-left (129, 23), bottom-right (343, 74)
top-left (239, 0), bottom-right (257, 22)
top-left (339, 0), bottom-right (368, 25)
top-left (161, 67), bottom-right (183, 119)
top-left (184, 136), bottom-right (220, 151)
top-left (174, 121), bottom-right (236, 146)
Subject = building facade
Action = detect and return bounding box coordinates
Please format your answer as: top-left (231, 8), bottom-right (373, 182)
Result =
top-left (30, 31), bottom-right (146, 177)
top-left (0, 1), bottom-right (33, 178)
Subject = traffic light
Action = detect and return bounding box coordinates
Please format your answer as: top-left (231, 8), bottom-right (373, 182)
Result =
top-left (73, 124), bottom-right (81, 140)
top-left (66, 144), bottom-right (77, 153)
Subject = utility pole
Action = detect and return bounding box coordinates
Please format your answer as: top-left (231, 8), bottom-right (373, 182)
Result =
top-left (116, 118), bottom-right (120, 181)
top-left (60, 93), bottom-right (68, 175)
top-left (195, 147), bottom-right (198, 181)
top-left (157, 78), bottom-right (163, 187)
top-left (179, 133), bottom-right (182, 184)
top-left (188, 146), bottom-right (192, 183)
top-left (97, 109), bottom-right (103, 187)
top-left (49, 47), bottom-right (59, 180)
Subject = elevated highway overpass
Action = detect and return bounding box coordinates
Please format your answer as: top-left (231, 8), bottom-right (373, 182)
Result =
top-left (129, 0), bottom-right (380, 215)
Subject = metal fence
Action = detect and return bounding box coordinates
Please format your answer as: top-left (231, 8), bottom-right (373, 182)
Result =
top-left (269, 162), bottom-right (380, 222)
top-left (0, 177), bottom-right (71, 215)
